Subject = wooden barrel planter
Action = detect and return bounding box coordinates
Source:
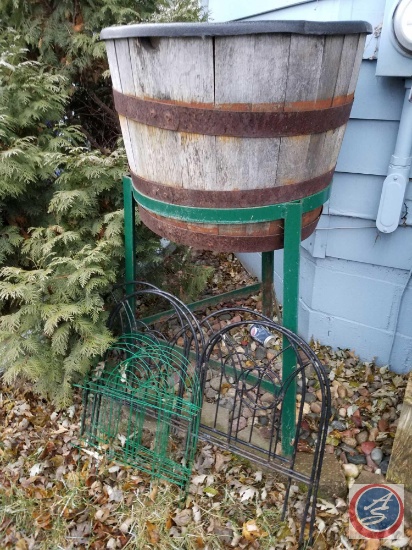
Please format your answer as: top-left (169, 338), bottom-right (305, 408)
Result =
top-left (101, 21), bottom-right (371, 252)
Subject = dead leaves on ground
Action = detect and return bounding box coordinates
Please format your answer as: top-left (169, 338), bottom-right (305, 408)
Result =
top-left (0, 345), bottom-right (410, 550)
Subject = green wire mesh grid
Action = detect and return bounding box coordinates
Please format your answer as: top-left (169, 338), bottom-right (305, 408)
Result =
top-left (79, 333), bottom-right (202, 488)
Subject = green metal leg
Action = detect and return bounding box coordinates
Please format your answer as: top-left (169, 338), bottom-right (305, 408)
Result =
top-left (123, 176), bottom-right (136, 310)
top-left (262, 251), bottom-right (274, 318)
top-left (281, 202), bottom-right (302, 457)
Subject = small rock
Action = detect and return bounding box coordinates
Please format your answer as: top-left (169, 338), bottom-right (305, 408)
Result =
top-left (310, 402), bottom-right (322, 415)
top-left (366, 454), bottom-right (378, 472)
top-left (220, 397), bottom-right (235, 410)
top-left (255, 348), bottom-right (266, 360)
top-left (368, 427), bottom-right (379, 441)
top-left (229, 403), bottom-right (241, 420)
top-left (210, 377), bottom-right (222, 392)
top-left (304, 392), bottom-right (317, 404)
top-left (380, 440), bottom-right (393, 455)
top-left (347, 454), bottom-right (367, 465)
top-left (243, 408), bottom-right (254, 418)
top-left (302, 403), bottom-right (311, 415)
top-left (388, 407), bottom-right (397, 421)
top-left (356, 430), bottom-right (369, 444)
top-left (370, 447), bottom-right (383, 465)
top-left (340, 451), bottom-right (348, 464)
top-left (378, 419), bottom-right (389, 432)
top-left (260, 392), bottom-right (275, 404)
top-left (205, 388), bottom-right (218, 400)
top-left (346, 388), bottom-right (355, 398)
top-left (361, 441), bottom-right (376, 455)
top-left (342, 463), bottom-right (360, 479)
top-left (232, 416), bottom-right (247, 433)
top-left (338, 407), bottom-right (347, 418)
top-left (219, 313), bottom-right (232, 321)
top-left (358, 387), bottom-right (369, 397)
top-left (258, 416), bottom-right (269, 426)
top-left (380, 458), bottom-right (390, 475)
top-left (337, 386), bottom-right (347, 398)
top-left (266, 351), bottom-right (276, 361)
top-left (316, 389), bottom-right (323, 401)
top-left (340, 443), bottom-right (357, 455)
top-left (331, 420), bottom-right (346, 431)
top-left (352, 409), bottom-right (363, 428)
top-left (259, 427), bottom-right (273, 440)
top-left (330, 407), bottom-right (338, 418)
top-left (342, 437), bottom-right (357, 448)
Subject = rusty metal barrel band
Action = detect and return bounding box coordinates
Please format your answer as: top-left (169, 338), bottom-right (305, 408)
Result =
top-left (131, 169), bottom-right (334, 209)
top-left (139, 207), bottom-right (322, 253)
top-left (113, 90), bottom-right (353, 138)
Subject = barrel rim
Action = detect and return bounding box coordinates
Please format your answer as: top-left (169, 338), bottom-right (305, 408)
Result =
top-left (100, 20), bottom-right (372, 40)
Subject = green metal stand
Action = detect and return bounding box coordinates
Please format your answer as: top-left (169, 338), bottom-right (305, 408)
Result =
top-left (123, 177), bottom-right (136, 300)
top-left (122, 175), bottom-right (330, 457)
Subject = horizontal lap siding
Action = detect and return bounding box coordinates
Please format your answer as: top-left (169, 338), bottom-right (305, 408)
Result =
top-left (209, 0), bottom-right (412, 371)
top-left (320, 59), bottom-right (412, 262)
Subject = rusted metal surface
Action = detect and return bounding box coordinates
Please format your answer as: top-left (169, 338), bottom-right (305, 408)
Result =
top-left (283, 94), bottom-right (354, 112)
top-left (131, 168), bottom-right (335, 208)
top-left (113, 90), bottom-right (353, 138)
top-left (139, 206), bottom-right (322, 252)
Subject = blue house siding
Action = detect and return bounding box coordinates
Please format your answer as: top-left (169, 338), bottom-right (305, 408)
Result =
top-left (208, 0), bottom-right (412, 373)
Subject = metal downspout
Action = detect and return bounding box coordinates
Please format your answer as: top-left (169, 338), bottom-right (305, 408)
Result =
top-left (376, 79), bottom-right (412, 233)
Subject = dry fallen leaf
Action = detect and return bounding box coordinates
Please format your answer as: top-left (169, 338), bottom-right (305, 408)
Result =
top-left (166, 514), bottom-right (174, 530)
top-left (242, 519), bottom-right (268, 541)
top-left (365, 540), bottom-right (381, 550)
top-left (15, 539), bottom-right (28, 550)
top-left (149, 484), bottom-right (158, 502)
top-left (119, 517), bottom-right (133, 534)
top-left (173, 508), bottom-right (192, 527)
top-left (146, 521), bottom-right (160, 544)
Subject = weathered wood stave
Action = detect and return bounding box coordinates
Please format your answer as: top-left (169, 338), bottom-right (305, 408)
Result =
top-left (102, 22), bottom-right (369, 252)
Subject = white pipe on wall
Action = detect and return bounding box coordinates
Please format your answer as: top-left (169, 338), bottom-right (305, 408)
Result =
top-left (376, 79), bottom-right (412, 233)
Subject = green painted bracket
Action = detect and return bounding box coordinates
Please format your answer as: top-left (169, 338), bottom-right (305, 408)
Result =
top-left (129, 179), bottom-right (330, 224)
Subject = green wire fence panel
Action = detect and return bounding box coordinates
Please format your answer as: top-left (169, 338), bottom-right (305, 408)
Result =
top-left (79, 283), bottom-right (205, 490)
